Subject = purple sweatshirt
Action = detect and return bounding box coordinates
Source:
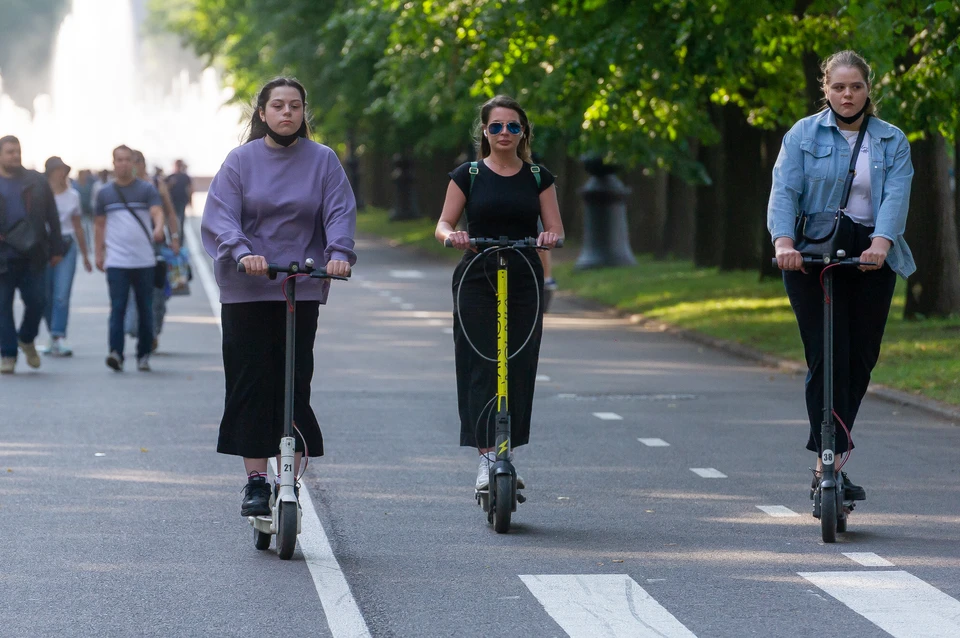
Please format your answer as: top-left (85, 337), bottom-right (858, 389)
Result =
top-left (202, 138), bottom-right (357, 304)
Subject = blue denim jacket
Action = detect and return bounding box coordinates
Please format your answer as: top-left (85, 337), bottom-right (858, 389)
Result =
top-left (767, 109), bottom-right (915, 278)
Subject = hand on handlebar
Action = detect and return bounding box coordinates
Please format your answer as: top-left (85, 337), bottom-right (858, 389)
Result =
top-left (239, 254), bottom-right (269, 276)
top-left (325, 259), bottom-right (351, 277)
top-left (537, 231), bottom-right (561, 249)
top-left (774, 245), bottom-right (805, 273)
top-left (445, 231), bottom-right (475, 252)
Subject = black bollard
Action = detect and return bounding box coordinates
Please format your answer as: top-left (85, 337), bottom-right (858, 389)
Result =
top-left (575, 156), bottom-right (637, 269)
top-left (389, 152), bottom-right (421, 221)
top-left (346, 129), bottom-right (365, 211)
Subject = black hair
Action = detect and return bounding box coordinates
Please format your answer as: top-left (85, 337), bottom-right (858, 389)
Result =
top-left (245, 77), bottom-right (310, 144)
top-left (0, 135), bottom-right (21, 151)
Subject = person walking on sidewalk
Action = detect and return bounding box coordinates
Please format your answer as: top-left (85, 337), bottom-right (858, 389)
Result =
top-left (123, 150), bottom-right (181, 353)
top-left (94, 145), bottom-right (165, 372)
top-left (768, 50), bottom-right (914, 500)
top-left (41, 156), bottom-right (92, 357)
top-left (166, 159), bottom-right (193, 233)
top-left (201, 77), bottom-right (357, 516)
top-left (434, 95), bottom-right (563, 491)
top-left (0, 135), bottom-right (64, 374)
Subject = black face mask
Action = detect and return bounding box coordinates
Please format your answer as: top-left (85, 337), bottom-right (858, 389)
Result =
top-left (829, 97), bottom-right (871, 125)
top-left (265, 125), bottom-right (301, 147)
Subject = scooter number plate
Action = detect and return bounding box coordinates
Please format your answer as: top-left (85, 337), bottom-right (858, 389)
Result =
top-left (822, 450), bottom-right (835, 465)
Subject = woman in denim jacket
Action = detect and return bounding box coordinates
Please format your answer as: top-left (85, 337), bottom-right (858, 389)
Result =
top-left (767, 50), bottom-right (914, 500)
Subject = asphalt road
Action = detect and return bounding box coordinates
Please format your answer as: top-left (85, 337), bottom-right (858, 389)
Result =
top-left (2, 215), bottom-right (959, 638)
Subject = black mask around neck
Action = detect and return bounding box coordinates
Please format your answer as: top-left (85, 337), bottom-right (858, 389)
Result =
top-left (265, 126), bottom-right (301, 147)
top-left (829, 97), bottom-right (871, 125)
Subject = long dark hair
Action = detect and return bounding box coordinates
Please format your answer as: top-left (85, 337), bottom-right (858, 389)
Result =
top-left (244, 77), bottom-right (310, 144)
top-left (474, 95), bottom-right (533, 162)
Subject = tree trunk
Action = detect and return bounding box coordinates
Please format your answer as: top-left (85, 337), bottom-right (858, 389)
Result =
top-left (904, 134), bottom-right (960, 318)
top-left (695, 108), bottom-right (725, 268)
top-left (662, 167), bottom-right (697, 259)
top-left (955, 135), bottom-right (959, 249)
top-left (630, 169), bottom-right (668, 255)
top-left (758, 127), bottom-right (788, 279)
top-left (718, 105), bottom-right (764, 271)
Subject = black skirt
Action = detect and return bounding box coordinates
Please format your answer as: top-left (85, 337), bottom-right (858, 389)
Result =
top-left (218, 301), bottom-right (324, 458)
top-left (453, 250), bottom-right (544, 449)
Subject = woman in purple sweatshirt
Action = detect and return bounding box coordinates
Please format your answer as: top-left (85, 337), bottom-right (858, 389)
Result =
top-left (202, 77), bottom-right (357, 517)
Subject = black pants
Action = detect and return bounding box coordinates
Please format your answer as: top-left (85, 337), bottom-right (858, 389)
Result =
top-left (783, 224), bottom-right (896, 455)
top-left (218, 301), bottom-right (324, 458)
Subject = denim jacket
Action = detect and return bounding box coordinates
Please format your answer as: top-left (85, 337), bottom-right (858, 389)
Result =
top-left (766, 109), bottom-right (915, 278)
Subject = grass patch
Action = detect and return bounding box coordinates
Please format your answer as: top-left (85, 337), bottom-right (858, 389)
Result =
top-left (355, 212), bottom-right (960, 407)
top-left (554, 256), bottom-right (960, 406)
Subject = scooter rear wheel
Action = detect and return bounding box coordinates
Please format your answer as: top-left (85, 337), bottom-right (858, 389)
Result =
top-left (820, 487), bottom-right (838, 543)
top-left (493, 475), bottom-right (513, 534)
top-left (277, 502), bottom-right (298, 560)
top-left (253, 527), bottom-right (271, 550)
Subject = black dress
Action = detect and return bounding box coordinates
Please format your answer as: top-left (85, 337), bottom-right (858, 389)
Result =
top-left (448, 160), bottom-right (556, 449)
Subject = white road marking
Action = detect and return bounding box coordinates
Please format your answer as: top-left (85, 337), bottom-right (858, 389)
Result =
top-left (389, 269), bottom-right (424, 278)
top-left (520, 574), bottom-right (697, 638)
top-left (842, 552), bottom-right (895, 567)
top-left (441, 327), bottom-right (454, 334)
top-left (187, 224), bottom-right (371, 638)
top-left (400, 303), bottom-right (415, 310)
top-left (378, 290), bottom-right (391, 297)
top-left (389, 296), bottom-right (403, 303)
top-left (756, 505), bottom-right (800, 517)
top-left (690, 468), bottom-right (727, 478)
top-left (799, 570), bottom-right (960, 638)
top-left (536, 374), bottom-right (551, 382)
top-left (637, 438), bottom-right (670, 447)
top-left (592, 412), bottom-right (623, 421)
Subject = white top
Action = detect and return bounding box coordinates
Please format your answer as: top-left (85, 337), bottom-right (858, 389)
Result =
top-left (95, 179), bottom-right (162, 269)
top-left (840, 128), bottom-right (873, 225)
top-left (54, 188), bottom-right (81, 237)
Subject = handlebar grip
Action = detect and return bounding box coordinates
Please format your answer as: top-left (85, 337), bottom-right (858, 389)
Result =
top-left (237, 262), bottom-right (246, 273)
top-left (443, 238), bottom-right (453, 247)
top-left (555, 238), bottom-right (564, 248)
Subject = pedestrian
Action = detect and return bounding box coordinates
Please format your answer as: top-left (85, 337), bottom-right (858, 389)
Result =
top-left (0, 135), bottom-right (64, 374)
top-left (94, 145), bottom-right (166, 372)
top-left (434, 95), bottom-right (563, 491)
top-left (73, 169), bottom-right (96, 253)
top-left (166, 159), bottom-right (193, 232)
top-left (768, 50), bottom-right (914, 500)
top-left (201, 77), bottom-right (357, 516)
top-left (41, 156), bottom-right (92, 356)
top-left (123, 150), bottom-right (181, 353)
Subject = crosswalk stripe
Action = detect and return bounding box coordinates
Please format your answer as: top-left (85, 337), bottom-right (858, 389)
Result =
top-left (592, 412), bottom-right (623, 420)
top-left (520, 574), bottom-right (697, 638)
top-left (799, 570), bottom-right (960, 637)
top-left (842, 552), bottom-right (895, 567)
top-left (638, 438), bottom-right (670, 447)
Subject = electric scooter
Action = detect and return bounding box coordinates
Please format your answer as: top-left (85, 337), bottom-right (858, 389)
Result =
top-left (237, 258), bottom-right (348, 559)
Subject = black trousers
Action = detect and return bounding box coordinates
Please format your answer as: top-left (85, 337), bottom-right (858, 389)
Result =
top-left (783, 224), bottom-right (896, 455)
top-left (453, 250), bottom-right (544, 449)
top-left (218, 301), bottom-right (324, 458)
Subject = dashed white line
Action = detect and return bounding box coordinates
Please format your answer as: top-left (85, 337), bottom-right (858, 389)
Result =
top-left (400, 303), bottom-right (414, 310)
top-left (638, 438), bottom-right (670, 447)
top-left (843, 552), bottom-right (895, 567)
top-left (756, 505), bottom-right (800, 517)
top-left (536, 374), bottom-right (551, 382)
top-left (389, 296), bottom-right (403, 303)
top-left (389, 269), bottom-right (424, 278)
top-left (441, 327), bottom-right (454, 334)
top-left (690, 468), bottom-right (727, 478)
top-left (592, 412), bottom-right (623, 421)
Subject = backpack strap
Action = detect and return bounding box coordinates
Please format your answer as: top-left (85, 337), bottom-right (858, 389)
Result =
top-left (530, 164), bottom-right (541, 190)
top-left (468, 161), bottom-right (479, 196)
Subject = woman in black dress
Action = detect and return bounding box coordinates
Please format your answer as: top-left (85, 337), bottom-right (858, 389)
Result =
top-left (435, 95), bottom-right (563, 491)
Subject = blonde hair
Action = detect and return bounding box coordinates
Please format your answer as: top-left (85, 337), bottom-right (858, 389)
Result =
top-left (821, 50), bottom-right (877, 115)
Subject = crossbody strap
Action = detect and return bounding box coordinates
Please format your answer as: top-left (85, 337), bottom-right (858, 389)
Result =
top-left (113, 183), bottom-right (156, 249)
top-left (838, 115), bottom-right (869, 212)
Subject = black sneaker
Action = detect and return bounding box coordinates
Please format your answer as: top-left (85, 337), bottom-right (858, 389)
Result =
top-left (840, 471), bottom-right (866, 501)
top-left (106, 351), bottom-right (123, 371)
top-left (241, 476), bottom-right (272, 516)
top-left (810, 471), bottom-right (820, 500)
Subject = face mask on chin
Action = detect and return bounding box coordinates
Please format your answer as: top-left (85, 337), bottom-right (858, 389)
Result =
top-left (266, 125), bottom-right (301, 147)
top-left (829, 97), bottom-right (871, 125)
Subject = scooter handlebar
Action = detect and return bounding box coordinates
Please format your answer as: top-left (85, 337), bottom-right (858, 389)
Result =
top-left (237, 261), bottom-right (350, 281)
top-left (770, 257), bottom-right (876, 267)
top-left (443, 236), bottom-right (564, 249)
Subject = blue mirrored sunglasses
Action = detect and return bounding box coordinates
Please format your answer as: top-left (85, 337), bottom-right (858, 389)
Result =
top-left (487, 121), bottom-right (523, 135)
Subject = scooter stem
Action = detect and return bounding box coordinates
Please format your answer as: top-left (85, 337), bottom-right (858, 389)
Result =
top-left (821, 267), bottom-right (836, 484)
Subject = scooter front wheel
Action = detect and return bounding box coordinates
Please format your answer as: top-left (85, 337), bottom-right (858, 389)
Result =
top-left (276, 502), bottom-right (298, 560)
top-left (493, 475), bottom-right (513, 534)
top-left (820, 487), bottom-right (837, 543)
top-left (253, 526), bottom-right (271, 550)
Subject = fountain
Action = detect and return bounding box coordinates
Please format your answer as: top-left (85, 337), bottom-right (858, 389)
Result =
top-left (0, 0), bottom-right (244, 176)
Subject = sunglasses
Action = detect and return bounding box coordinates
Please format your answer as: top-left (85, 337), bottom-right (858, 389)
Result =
top-left (487, 121), bottom-right (523, 135)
